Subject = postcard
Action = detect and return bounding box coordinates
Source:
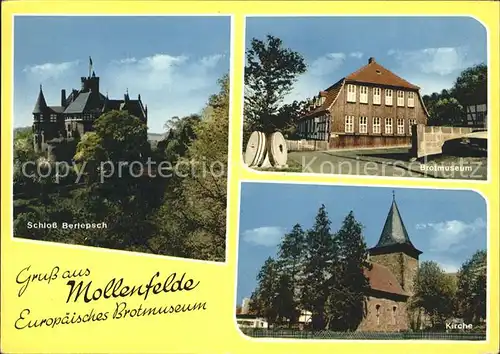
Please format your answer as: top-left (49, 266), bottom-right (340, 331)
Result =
top-left (242, 16), bottom-right (489, 180)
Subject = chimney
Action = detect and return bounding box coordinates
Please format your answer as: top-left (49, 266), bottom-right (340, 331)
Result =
top-left (368, 57), bottom-right (375, 64)
top-left (61, 89), bottom-right (66, 107)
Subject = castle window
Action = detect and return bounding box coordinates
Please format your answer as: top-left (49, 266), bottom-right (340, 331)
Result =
top-left (345, 115), bottom-right (354, 133)
top-left (360, 86), bottom-right (368, 104)
top-left (347, 84), bottom-right (356, 103)
top-left (408, 92), bottom-right (415, 107)
top-left (373, 87), bottom-right (381, 105)
top-left (34, 114), bottom-right (40, 122)
top-left (408, 119), bottom-right (417, 135)
top-left (320, 96), bottom-right (326, 105)
top-left (385, 89), bottom-right (393, 106)
top-left (397, 90), bottom-right (405, 107)
top-left (392, 306), bottom-right (397, 325)
top-left (376, 304), bottom-right (381, 326)
top-left (359, 117), bottom-right (368, 133)
top-left (50, 114), bottom-right (57, 122)
top-left (385, 118), bottom-right (393, 134)
top-left (397, 118), bottom-right (405, 134)
top-left (373, 117), bottom-right (381, 134)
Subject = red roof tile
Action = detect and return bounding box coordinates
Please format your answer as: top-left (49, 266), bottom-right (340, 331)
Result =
top-left (364, 262), bottom-right (408, 297)
top-left (346, 58), bottom-right (419, 90)
top-left (301, 79), bottom-right (344, 119)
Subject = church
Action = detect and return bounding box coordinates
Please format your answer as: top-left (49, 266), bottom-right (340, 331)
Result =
top-left (32, 57), bottom-right (148, 157)
top-left (358, 193), bottom-right (422, 331)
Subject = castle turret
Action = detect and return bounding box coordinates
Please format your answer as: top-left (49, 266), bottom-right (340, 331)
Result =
top-left (368, 192), bottom-right (422, 296)
top-left (33, 85), bottom-right (48, 116)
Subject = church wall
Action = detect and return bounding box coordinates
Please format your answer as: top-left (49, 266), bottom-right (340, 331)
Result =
top-left (357, 295), bottom-right (408, 332)
top-left (369, 253), bottom-right (419, 296)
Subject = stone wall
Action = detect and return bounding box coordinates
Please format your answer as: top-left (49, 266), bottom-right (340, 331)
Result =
top-left (358, 295), bottom-right (409, 332)
top-left (286, 139), bottom-right (328, 152)
top-left (410, 124), bottom-right (475, 158)
top-left (369, 253), bottom-right (419, 296)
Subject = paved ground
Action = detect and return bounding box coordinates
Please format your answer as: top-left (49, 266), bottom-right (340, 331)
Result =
top-left (288, 147), bottom-right (487, 180)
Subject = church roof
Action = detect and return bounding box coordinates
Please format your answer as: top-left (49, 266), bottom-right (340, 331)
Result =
top-left (364, 262), bottom-right (408, 297)
top-left (32, 86), bottom-right (48, 114)
top-left (370, 195), bottom-right (422, 255)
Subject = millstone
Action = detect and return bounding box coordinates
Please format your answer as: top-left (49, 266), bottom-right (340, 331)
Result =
top-left (268, 131), bottom-right (288, 167)
top-left (244, 131), bottom-right (264, 167)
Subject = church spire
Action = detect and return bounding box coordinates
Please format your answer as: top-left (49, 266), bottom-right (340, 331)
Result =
top-left (371, 193), bottom-right (422, 255)
top-left (32, 84), bottom-right (48, 114)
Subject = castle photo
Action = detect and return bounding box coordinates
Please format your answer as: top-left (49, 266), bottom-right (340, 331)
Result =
top-left (236, 183), bottom-right (487, 339)
top-left (13, 15), bottom-right (231, 262)
top-left (32, 58), bottom-right (148, 160)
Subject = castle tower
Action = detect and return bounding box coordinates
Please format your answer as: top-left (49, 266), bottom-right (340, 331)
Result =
top-left (368, 192), bottom-right (422, 296)
top-left (32, 85), bottom-right (49, 152)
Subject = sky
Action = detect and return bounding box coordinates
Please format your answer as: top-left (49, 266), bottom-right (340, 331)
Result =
top-left (14, 16), bottom-right (230, 133)
top-left (236, 183), bottom-right (487, 305)
top-left (245, 16), bottom-right (487, 103)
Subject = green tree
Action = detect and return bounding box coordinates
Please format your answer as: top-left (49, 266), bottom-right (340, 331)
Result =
top-left (152, 74), bottom-right (229, 261)
top-left (327, 211), bottom-right (371, 331)
top-left (452, 63), bottom-right (487, 105)
top-left (412, 261), bottom-right (457, 328)
top-left (244, 35), bottom-right (306, 135)
top-left (300, 204), bottom-right (336, 330)
top-left (161, 114), bottom-right (201, 160)
top-left (276, 223), bottom-right (306, 325)
top-left (456, 250), bottom-right (486, 324)
top-left (249, 257), bottom-right (281, 325)
top-left (275, 100), bottom-right (308, 139)
top-left (72, 110), bottom-right (164, 251)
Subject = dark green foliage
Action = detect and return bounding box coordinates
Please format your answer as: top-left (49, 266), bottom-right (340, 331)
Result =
top-left (423, 64), bottom-right (487, 126)
top-left (327, 212), bottom-right (371, 331)
top-left (244, 35), bottom-right (306, 135)
top-left (13, 75), bottom-right (229, 262)
top-left (250, 205), bottom-right (371, 331)
top-left (412, 261), bottom-right (457, 328)
top-left (456, 250), bottom-right (486, 324)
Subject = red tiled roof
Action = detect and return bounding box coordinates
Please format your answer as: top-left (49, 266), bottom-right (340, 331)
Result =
top-left (346, 58), bottom-right (419, 90)
top-left (299, 57), bottom-right (426, 120)
top-left (364, 262), bottom-right (408, 297)
top-left (301, 79), bottom-right (344, 119)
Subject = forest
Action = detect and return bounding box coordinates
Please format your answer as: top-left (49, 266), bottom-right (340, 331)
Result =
top-left (13, 75), bottom-right (229, 262)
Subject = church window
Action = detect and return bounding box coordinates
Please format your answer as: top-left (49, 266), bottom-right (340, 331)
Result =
top-left (375, 304), bottom-right (381, 326)
top-left (392, 306), bottom-right (397, 325)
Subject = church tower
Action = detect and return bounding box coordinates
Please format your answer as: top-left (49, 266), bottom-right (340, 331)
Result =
top-left (368, 193), bottom-right (422, 296)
